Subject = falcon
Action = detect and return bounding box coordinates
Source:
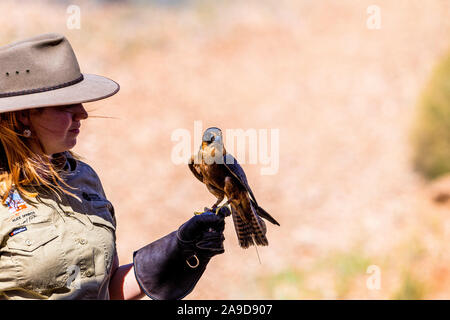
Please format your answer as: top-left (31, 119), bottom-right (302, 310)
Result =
top-left (188, 127), bottom-right (280, 248)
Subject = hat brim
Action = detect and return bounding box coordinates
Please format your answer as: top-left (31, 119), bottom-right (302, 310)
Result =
top-left (0, 74), bottom-right (119, 113)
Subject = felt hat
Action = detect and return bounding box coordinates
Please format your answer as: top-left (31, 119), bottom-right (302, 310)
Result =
top-left (0, 33), bottom-right (119, 113)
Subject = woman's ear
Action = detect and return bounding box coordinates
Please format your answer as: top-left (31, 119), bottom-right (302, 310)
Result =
top-left (16, 110), bottom-right (31, 126)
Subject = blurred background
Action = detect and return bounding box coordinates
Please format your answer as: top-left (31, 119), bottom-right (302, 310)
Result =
top-left (2, 0), bottom-right (449, 299)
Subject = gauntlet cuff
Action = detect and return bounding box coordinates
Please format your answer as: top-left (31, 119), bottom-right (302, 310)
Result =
top-left (133, 231), bottom-right (211, 300)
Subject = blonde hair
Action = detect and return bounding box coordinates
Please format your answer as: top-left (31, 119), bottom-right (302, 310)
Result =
top-left (0, 110), bottom-right (75, 204)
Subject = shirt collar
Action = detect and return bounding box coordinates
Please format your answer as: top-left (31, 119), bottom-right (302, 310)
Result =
top-left (52, 151), bottom-right (77, 172)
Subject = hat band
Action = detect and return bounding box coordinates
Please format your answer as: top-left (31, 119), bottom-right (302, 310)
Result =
top-left (0, 74), bottom-right (84, 98)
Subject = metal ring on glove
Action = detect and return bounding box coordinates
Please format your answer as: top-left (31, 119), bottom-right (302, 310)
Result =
top-left (186, 254), bottom-right (200, 268)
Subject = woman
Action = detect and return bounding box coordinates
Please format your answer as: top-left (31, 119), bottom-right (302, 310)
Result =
top-left (0, 33), bottom-right (227, 299)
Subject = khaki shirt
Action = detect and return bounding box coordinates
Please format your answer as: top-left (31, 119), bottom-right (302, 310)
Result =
top-left (0, 153), bottom-right (117, 299)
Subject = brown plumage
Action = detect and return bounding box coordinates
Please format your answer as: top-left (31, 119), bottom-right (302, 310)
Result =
top-left (189, 127), bottom-right (279, 248)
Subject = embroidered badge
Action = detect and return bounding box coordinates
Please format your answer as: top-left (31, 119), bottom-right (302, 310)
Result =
top-left (5, 190), bottom-right (27, 214)
top-left (9, 226), bottom-right (27, 237)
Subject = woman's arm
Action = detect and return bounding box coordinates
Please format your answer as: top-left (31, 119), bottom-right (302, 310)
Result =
top-left (109, 254), bottom-right (146, 300)
top-left (110, 209), bottom-right (227, 300)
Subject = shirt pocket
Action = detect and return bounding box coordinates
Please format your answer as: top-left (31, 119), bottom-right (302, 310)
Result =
top-left (89, 213), bottom-right (116, 232)
top-left (6, 223), bottom-right (69, 295)
top-left (87, 206), bottom-right (117, 278)
top-left (84, 195), bottom-right (116, 230)
top-left (7, 225), bottom-right (58, 252)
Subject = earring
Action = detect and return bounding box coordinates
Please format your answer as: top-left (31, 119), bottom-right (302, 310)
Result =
top-left (23, 129), bottom-right (31, 138)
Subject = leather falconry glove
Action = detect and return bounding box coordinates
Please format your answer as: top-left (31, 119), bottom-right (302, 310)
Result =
top-left (133, 206), bottom-right (230, 300)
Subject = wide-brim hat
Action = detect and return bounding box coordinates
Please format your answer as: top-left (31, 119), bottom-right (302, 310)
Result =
top-left (0, 33), bottom-right (119, 113)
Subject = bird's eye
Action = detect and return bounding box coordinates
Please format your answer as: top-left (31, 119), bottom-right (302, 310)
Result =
top-left (211, 136), bottom-right (215, 142)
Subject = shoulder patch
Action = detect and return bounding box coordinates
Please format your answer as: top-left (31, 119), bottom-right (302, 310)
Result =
top-left (5, 190), bottom-right (28, 214)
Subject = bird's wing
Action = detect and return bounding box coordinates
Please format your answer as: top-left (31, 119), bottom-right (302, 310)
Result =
top-left (223, 153), bottom-right (258, 206)
top-left (251, 199), bottom-right (280, 226)
top-left (188, 155), bottom-right (204, 183)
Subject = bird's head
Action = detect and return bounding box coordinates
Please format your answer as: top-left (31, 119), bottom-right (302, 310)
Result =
top-left (201, 127), bottom-right (225, 161)
top-left (202, 127), bottom-right (223, 145)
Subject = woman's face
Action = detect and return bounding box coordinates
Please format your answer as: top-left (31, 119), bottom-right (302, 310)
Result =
top-left (21, 104), bottom-right (88, 155)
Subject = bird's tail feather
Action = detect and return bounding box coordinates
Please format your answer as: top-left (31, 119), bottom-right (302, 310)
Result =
top-left (231, 204), bottom-right (268, 248)
top-left (251, 200), bottom-right (280, 226)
